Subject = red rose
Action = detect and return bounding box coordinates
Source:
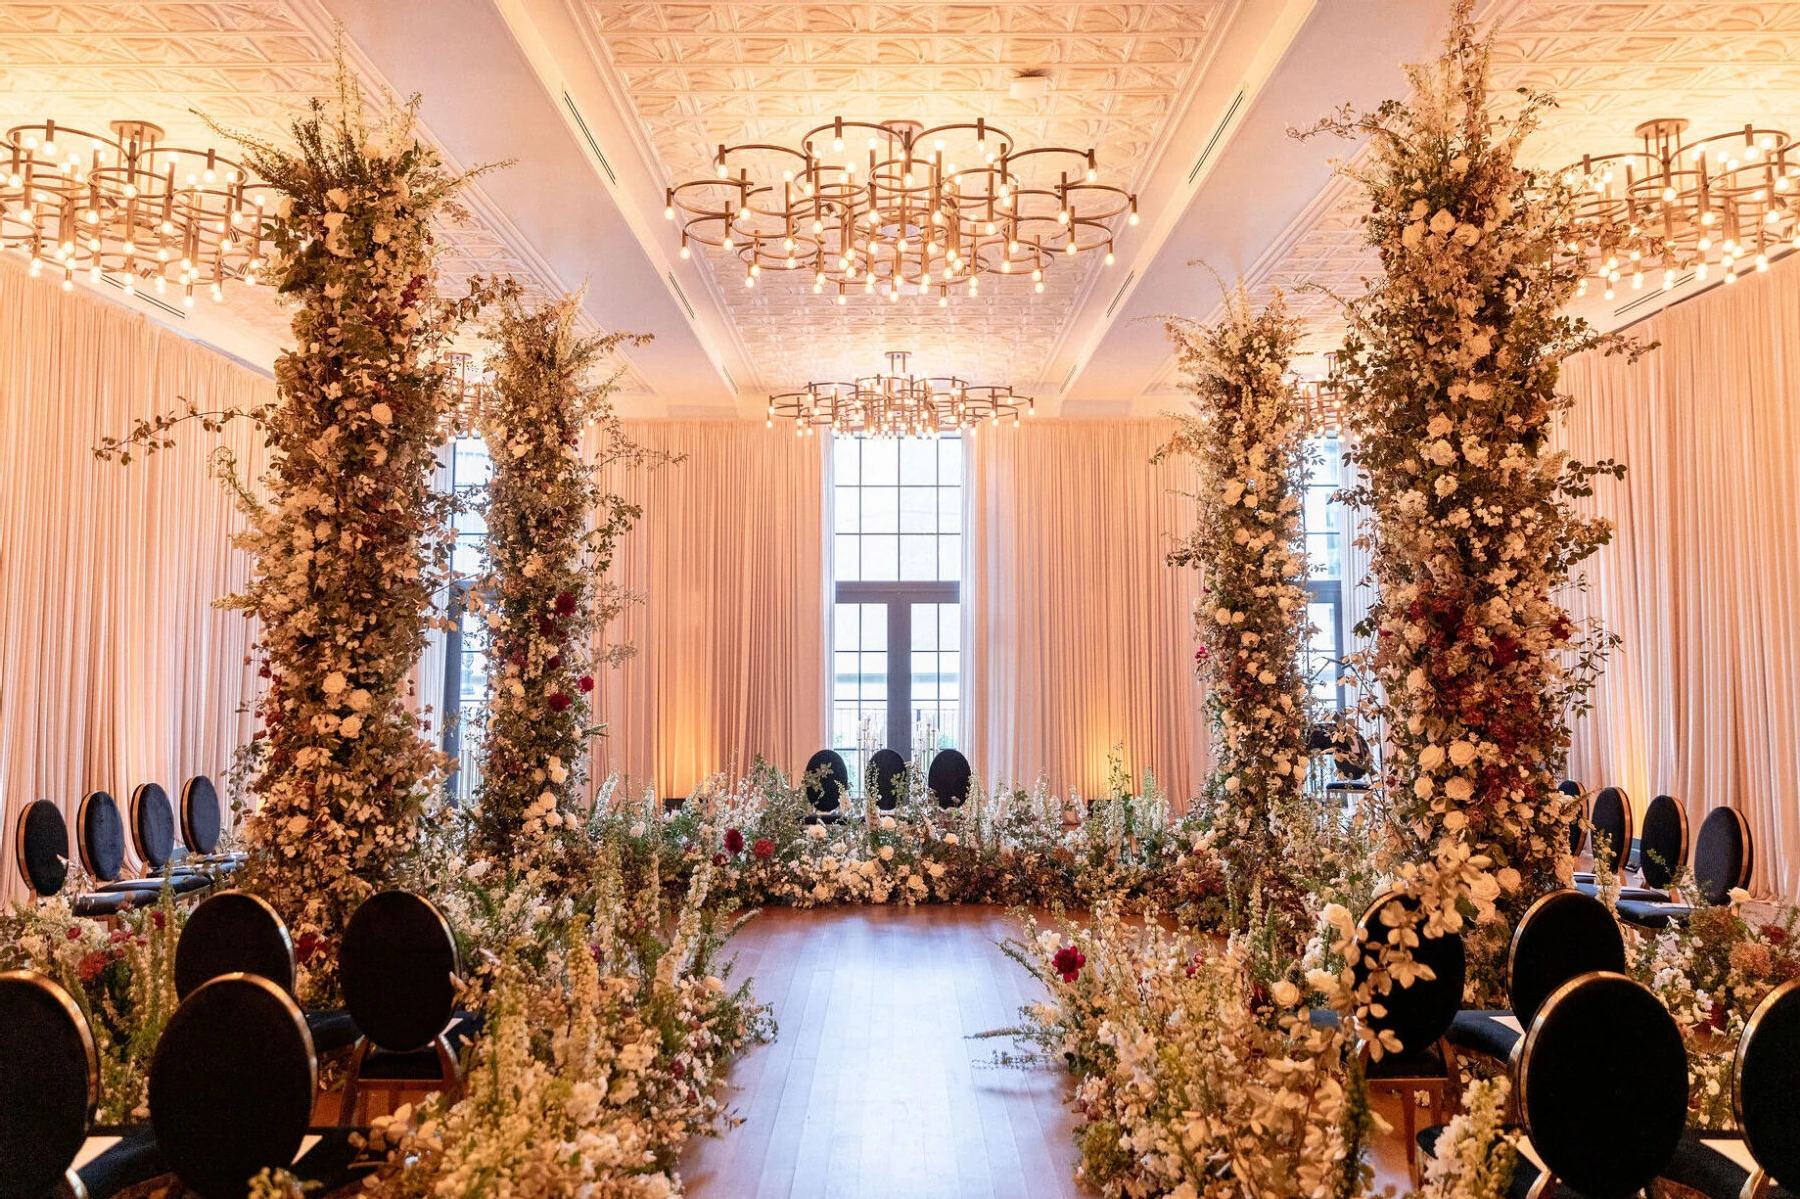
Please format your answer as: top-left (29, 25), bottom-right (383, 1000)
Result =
top-left (546, 655), bottom-right (563, 671)
top-left (78, 951), bottom-right (110, 981)
top-left (554, 592), bottom-right (577, 616)
top-left (296, 932), bottom-right (321, 965)
top-left (671, 1059), bottom-right (687, 1079)
top-left (1052, 945), bottom-right (1086, 983)
top-left (1762, 924), bottom-right (1788, 945)
top-left (724, 828), bottom-right (745, 855)
top-left (712, 852), bottom-right (728, 867)
top-left (66, 926), bottom-right (82, 940)
top-left (151, 910), bottom-right (166, 930)
top-left (752, 837), bottom-right (775, 860)
top-left (548, 693), bottom-right (571, 713)
top-left (577, 674), bottom-right (595, 694)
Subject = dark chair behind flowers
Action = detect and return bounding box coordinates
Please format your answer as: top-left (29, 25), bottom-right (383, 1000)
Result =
top-left (869, 747), bottom-right (907, 811)
top-left (1573, 785), bottom-right (1635, 884)
top-left (0, 969), bottom-right (166, 1199)
top-left (1616, 806), bottom-right (1756, 931)
top-left (131, 974), bottom-right (379, 1199)
top-left (336, 890), bottom-right (475, 1124)
top-left (14, 795), bottom-right (159, 918)
top-left (1656, 977), bottom-right (1800, 1199)
top-left (1559, 779), bottom-right (1586, 856)
top-left (100, 783), bottom-right (211, 897)
top-left (175, 889), bottom-right (359, 1053)
top-left (802, 748), bottom-right (851, 822)
top-left (926, 747), bottom-right (972, 807)
top-left (1579, 792), bottom-right (1686, 903)
top-left (1350, 889), bottom-right (1467, 1181)
top-left (1446, 888), bottom-right (1626, 1069)
top-left (73, 790), bottom-right (169, 913)
top-left (1425, 971), bottom-right (1689, 1199)
top-left (180, 775), bottom-right (246, 873)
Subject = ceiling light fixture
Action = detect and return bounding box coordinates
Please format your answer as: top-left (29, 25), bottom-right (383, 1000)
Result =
top-left (1, 119), bottom-right (269, 305)
top-left (767, 350), bottom-right (1033, 438)
top-left (666, 117), bottom-right (1135, 303)
top-left (1561, 119), bottom-right (1799, 299)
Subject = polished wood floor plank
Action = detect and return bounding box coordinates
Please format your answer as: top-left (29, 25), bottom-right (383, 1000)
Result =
top-left (681, 906), bottom-right (1093, 1199)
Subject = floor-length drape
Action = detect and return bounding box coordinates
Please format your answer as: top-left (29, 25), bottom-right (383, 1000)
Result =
top-left (964, 419), bottom-right (1207, 804)
top-left (593, 421), bottom-right (825, 799)
top-left (1559, 254), bottom-right (1800, 898)
top-left (0, 259), bottom-right (272, 902)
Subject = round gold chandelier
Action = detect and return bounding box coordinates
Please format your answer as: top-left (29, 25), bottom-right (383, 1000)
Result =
top-left (1561, 119), bottom-right (1800, 299)
top-left (1, 118), bottom-right (269, 305)
top-left (768, 351), bottom-right (1033, 438)
top-left (666, 117), bottom-right (1137, 304)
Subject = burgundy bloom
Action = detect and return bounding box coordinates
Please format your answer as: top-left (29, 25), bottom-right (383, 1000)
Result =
top-left (151, 910), bottom-right (166, 930)
top-left (577, 674), bottom-right (595, 694)
top-left (712, 853), bottom-right (728, 867)
top-left (553, 592), bottom-right (577, 616)
top-left (724, 828), bottom-right (745, 855)
top-left (546, 655), bottom-right (563, 671)
top-left (671, 1059), bottom-right (687, 1079)
top-left (1763, 924), bottom-right (1789, 945)
top-left (752, 837), bottom-right (776, 860)
top-left (548, 692), bottom-right (572, 713)
top-left (77, 951), bottom-right (110, 982)
top-left (295, 932), bottom-right (322, 965)
top-left (66, 926), bottom-right (82, 940)
top-left (1052, 945), bottom-right (1086, 983)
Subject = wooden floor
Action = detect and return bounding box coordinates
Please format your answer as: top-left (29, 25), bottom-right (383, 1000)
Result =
top-left (679, 905), bottom-right (1091, 1199)
top-left (680, 905), bottom-right (1417, 1199)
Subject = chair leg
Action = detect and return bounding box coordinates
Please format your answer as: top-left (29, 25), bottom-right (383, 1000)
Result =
top-left (337, 1040), bottom-right (369, 1126)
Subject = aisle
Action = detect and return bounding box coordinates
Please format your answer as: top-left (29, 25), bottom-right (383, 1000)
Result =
top-left (678, 905), bottom-right (1092, 1199)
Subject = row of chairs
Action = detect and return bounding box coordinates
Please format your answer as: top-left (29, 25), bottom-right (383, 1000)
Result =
top-left (0, 887), bottom-right (475, 1199)
top-left (15, 776), bottom-right (239, 915)
top-left (801, 746), bottom-right (973, 816)
top-left (1337, 881), bottom-right (1798, 1198)
top-left (1564, 780), bottom-right (1755, 928)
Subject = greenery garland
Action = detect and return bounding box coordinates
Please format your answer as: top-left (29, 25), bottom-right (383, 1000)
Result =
top-left (215, 74), bottom-right (495, 977)
top-left (1155, 285), bottom-right (1317, 937)
top-left (470, 290), bottom-right (675, 860)
top-left (1299, 0), bottom-right (1638, 919)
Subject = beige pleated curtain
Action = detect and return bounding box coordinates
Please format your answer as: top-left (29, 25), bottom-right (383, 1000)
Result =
top-left (592, 421), bottom-right (827, 799)
top-left (0, 257), bottom-right (271, 903)
top-left (1559, 253), bottom-right (1800, 899)
top-left (963, 419), bottom-right (1207, 803)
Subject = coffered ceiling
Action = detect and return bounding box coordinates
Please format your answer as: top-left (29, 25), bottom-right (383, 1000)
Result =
top-left (9, 1), bottom-right (1800, 409)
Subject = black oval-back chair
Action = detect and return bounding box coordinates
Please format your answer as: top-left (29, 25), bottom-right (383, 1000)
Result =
top-left (336, 890), bottom-right (475, 1123)
top-left (869, 748), bottom-right (907, 811)
top-left (1447, 888), bottom-right (1626, 1066)
top-left (1558, 780), bottom-right (1586, 856)
top-left (175, 890), bottom-right (360, 1054)
top-left (180, 775), bottom-right (245, 872)
top-left (1351, 889), bottom-right (1468, 1180)
top-left (802, 749), bottom-right (850, 822)
top-left (926, 748), bottom-right (972, 807)
top-left (1572, 786), bottom-right (1635, 885)
top-left (0, 969), bottom-right (166, 1199)
top-left (1617, 806), bottom-right (1755, 930)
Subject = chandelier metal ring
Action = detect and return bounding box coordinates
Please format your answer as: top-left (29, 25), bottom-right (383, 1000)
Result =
top-left (666, 116), bottom-right (1136, 301)
top-left (768, 351), bottom-right (1033, 439)
top-left (2, 117), bottom-right (271, 304)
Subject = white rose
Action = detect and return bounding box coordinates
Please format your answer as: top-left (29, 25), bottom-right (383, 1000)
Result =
top-left (808, 825), bottom-right (826, 840)
top-left (1414, 776), bottom-right (1435, 799)
top-left (1417, 745), bottom-right (1446, 771)
top-left (1401, 221), bottom-right (1424, 250)
top-left (340, 714), bottom-right (364, 738)
top-left (878, 845), bottom-right (894, 861)
top-left (1429, 208), bottom-right (1457, 234)
top-left (1443, 810), bottom-right (1468, 830)
top-left (1270, 980), bottom-right (1300, 1008)
top-left (880, 816), bottom-right (896, 831)
top-left (1427, 414), bottom-right (1454, 438)
top-left (1406, 668), bottom-right (1428, 693)
top-left (322, 671), bottom-right (347, 695)
top-left (1444, 776), bottom-right (1474, 802)
top-left (1497, 867), bottom-right (1522, 893)
top-left (284, 815), bottom-right (309, 837)
top-left (1448, 741), bottom-right (1478, 768)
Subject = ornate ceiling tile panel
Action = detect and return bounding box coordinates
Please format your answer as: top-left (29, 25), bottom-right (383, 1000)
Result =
top-left (581, 0), bottom-right (1234, 390)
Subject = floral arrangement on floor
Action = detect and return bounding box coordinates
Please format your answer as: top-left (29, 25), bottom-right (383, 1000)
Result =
top-left (1629, 896), bottom-right (1800, 1127)
top-left (1296, 0), bottom-right (1641, 929)
top-left (469, 288), bottom-right (675, 861)
top-left (0, 887), bottom-right (181, 1122)
top-left (576, 761), bottom-right (1234, 922)
top-left (348, 853), bottom-right (771, 1199)
top-left (1155, 283), bottom-right (1321, 946)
